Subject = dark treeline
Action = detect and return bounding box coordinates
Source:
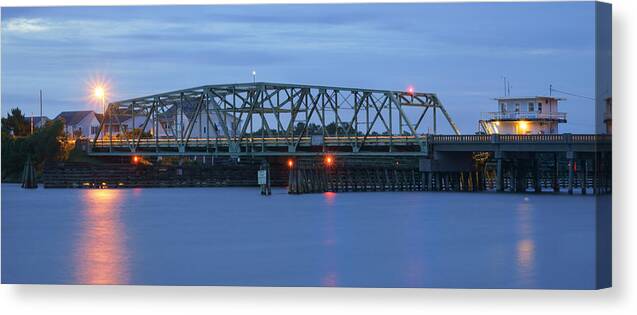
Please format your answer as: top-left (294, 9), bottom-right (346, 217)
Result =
top-left (2, 107), bottom-right (68, 181)
top-left (245, 122), bottom-right (393, 137)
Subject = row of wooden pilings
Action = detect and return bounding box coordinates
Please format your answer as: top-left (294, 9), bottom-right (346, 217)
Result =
top-left (287, 158), bottom-right (488, 194)
top-left (285, 153), bottom-right (611, 195)
top-left (492, 152), bottom-right (612, 195)
top-left (288, 168), bottom-right (487, 194)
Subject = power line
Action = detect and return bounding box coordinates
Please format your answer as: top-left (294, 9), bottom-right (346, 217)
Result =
top-left (550, 86), bottom-right (595, 101)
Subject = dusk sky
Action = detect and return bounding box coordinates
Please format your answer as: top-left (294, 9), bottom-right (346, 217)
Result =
top-left (1, 2), bottom-right (602, 133)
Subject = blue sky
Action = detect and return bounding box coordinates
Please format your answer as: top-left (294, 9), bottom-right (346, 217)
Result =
top-left (1, 2), bottom-right (603, 133)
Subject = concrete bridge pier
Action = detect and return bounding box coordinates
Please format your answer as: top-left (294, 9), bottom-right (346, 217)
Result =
top-left (593, 152), bottom-right (599, 195)
top-left (533, 154), bottom-right (542, 193)
top-left (495, 152), bottom-right (504, 192)
top-left (581, 159), bottom-right (588, 195)
top-left (567, 152), bottom-right (575, 195)
top-left (512, 160), bottom-right (524, 193)
top-left (552, 154), bottom-right (560, 193)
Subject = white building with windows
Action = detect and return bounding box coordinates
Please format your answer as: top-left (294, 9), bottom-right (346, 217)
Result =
top-left (480, 96), bottom-right (566, 135)
top-left (156, 107), bottom-right (238, 139)
top-left (100, 105), bottom-right (237, 139)
top-left (55, 111), bottom-right (102, 138)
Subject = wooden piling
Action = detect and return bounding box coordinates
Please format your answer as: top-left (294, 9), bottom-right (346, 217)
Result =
top-left (21, 157), bottom-right (38, 189)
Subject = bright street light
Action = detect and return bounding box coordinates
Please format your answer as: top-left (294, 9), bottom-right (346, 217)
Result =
top-left (94, 86), bottom-right (105, 98)
top-left (93, 85), bottom-right (106, 113)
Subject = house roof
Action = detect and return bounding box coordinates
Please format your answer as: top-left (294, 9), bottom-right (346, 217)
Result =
top-left (156, 96), bottom-right (205, 120)
top-left (55, 111), bottom-right (95, 125)
top-left (494, 96), bottom-right (565, 101)
top-left (95, 113), bottom-right (104, 123)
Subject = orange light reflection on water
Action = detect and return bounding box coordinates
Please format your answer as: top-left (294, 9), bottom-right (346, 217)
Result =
top-left (320, 192), bottom-right (338, 286)
top-left (515, 199), bottom-right (536, 286)
top-left (75, 189), bottom-right (129, 284)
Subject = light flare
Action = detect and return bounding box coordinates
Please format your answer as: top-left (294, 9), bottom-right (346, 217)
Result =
top-left (324, 155), bottom-right (334, 166)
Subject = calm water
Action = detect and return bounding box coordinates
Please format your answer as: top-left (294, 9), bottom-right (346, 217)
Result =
top-left (1, 184), bottom-right (597, 288)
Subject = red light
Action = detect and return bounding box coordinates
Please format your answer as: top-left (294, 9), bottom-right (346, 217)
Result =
top-left (132, 156), bottom-right (139, 164)
top-left (287, 159), bottom-right (294, 168)
top-left (324, 155), bottom-right (333, 166)
top-left (407, 85), bottom-right (415, 95)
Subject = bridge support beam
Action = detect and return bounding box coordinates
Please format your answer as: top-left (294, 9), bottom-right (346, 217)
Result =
top-left (581, 159), bottom-right (587, 195)
top-left (567, 152), bottom-right (575, 195)
top-left (533, 154), bottom-right (541, 193)
top-left (553, 153), bottom-right (560, 192)
top-left (495, 154), bottom-right (504, 192)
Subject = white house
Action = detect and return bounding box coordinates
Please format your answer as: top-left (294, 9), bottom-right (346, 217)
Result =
top-left (100, 104), bottom-right (237, 139)
top-left (55, 111), bottom-right (102, 138)
top-left (480, 96), bottom-right (567, 135)
top-left (99, 114), bottom-right (165, 138)
top-left (159, 107), bottom-right (238, 139)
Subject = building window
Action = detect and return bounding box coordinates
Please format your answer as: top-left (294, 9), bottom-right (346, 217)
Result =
top-left (538, 103), bottom-right (543, 112)
top-left (91, 126), bottom-right (99, 135)
top-left (515, 103), bottom-right (520, 112)
top-left (500, 103), bottom-right (506, 112)
top-left (203, 127), bottom-right (207, 134)
top-left (528, 102), bottom-right (534, 112)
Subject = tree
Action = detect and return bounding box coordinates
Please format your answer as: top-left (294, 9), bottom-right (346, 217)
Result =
top-left (1, 118), bottom-right (66, 181)
top-left (1, 107), bottom-right (29, 136)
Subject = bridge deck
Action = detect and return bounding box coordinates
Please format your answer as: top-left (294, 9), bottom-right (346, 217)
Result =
top-left (88, 134), bottom-right (611, 157)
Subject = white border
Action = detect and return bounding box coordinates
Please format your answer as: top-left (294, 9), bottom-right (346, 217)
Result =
top-left (1, 1), bottom-right (635, 314)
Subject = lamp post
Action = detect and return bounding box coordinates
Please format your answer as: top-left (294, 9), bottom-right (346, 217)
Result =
top-left (252, 70), bottom-right (256, 83)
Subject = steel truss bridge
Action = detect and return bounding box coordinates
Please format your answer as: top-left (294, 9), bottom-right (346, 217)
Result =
top-left (89, 82), bottom-right (610, 157)
top-left (91, 82), bottom-right (461, 157)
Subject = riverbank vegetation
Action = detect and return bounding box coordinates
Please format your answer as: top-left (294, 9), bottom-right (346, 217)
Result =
top-left (1, 108), bottom-right (68, 181)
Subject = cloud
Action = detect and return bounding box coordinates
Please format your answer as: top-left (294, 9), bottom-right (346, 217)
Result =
top-left (0, 4), bottom-right (598, 133)
top-left (3, 18), bottom-right (49, 33)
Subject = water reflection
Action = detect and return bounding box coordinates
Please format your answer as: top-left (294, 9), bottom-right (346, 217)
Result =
top-left (75, 189), bottom-right (129, 284)
top-left (515, 198), bottom-right (536, 286)
top-left (320, 192), bottom-right (339, 286)
top-left (323, 192), bottom-right (336, 206)
top-left (321, 271), bottom-right (338, 287)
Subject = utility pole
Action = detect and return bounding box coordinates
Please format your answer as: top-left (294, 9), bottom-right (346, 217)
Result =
top-left (39, 89), bottom-right (43, 128)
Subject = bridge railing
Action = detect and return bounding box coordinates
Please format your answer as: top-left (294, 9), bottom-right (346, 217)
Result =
top-left (483, 111), bottom-right (567, 121)
top-left (90, 134), bottom-right (610, 149)
top-left (431, 135), bottom-right (492, 143)
top-left (429, 134), bottom-right (611, 144)
top-left (497, 134), bottom-right (567, 143)
top-left (90, 135), bottom-right (426, 149)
